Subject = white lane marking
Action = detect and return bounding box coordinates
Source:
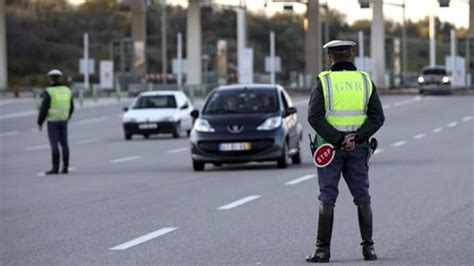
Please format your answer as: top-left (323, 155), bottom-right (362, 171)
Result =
top-left (24, 145), bottom-right (49, 151)
top-left (36, 172), bottom-right (45, 177)
top-left (373, 149), bottom-right (384, 155)
top-left (382, 104), bottom-right (392, 109)
top-left (109, 227), bottom-right (178, 251)
top-left (76, 138), bottom-right (101, 145)
top-left (167, 147), bottom-right (188, 154)
top-left (392, 96), bottom-right (422, 107)
top-left (217, 195), bottom-right (261, 210)
top-left (294, 99), bottom-right (309, 106)
top-left (0, 110), bottom-right (36, 120)
top-left (462, 116), bottom-right (472, 122)
top-left (433, 128), bottom-right (443, 134)
top-left (413, 133), bottom-right (426, 139)
top-left (391, 140), bottom-right (406, 147)
top-left (447, 122), bottom-right (458, 128)
top-left (109, 156), bottom-right (141, 164)
top-left (0, 130), bottom-right (19, 137)
top-left (286, 174), bottom-right (316, 185)
top-left (74, 116), bottom-right (107, 125)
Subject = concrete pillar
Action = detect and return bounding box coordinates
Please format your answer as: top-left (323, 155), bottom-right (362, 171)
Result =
top-left (429, 14), bottom-right (436, 66)
top-left (305, 0), bottom-right (321, 78)
top-left (370, 0), bottom-right (386, 87)
top-left (0, 0), bottom-right (7, 91)
top-left (186, 0), bottom-right (202, 85)
top-left (131, 0), bottom-right (147, 77)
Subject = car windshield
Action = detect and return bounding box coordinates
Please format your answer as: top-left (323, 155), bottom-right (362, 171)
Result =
top-left (203, 89), bottom-right (279, 114)
top-left (422, 68), bottom-right (447, 75)
top-left (132, 95), bottom-right (177, 109)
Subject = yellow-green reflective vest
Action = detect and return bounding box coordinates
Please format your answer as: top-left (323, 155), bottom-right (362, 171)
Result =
top-left (46, 86), bottom-right (72, 121)
top-left (319, 70), bottom-right (373, 132)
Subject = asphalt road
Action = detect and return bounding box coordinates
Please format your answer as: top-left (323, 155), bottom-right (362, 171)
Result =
top-left (0, 94), bottom-right (473, 265)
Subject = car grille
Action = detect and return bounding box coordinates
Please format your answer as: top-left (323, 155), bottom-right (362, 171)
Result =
top-left (198, 140), bottom-right (274, 156)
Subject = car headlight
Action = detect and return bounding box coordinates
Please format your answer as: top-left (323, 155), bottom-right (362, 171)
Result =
top-left (257, 116), bottom-right (282, 131)
top-left (417, 76), bottom-right (424, 83)
top-left (193, 118), bottom-right (215, 132)
top-left (123, 116), bottom-right (137, 123)
top-left (442, 76), bottom-right (450, 83)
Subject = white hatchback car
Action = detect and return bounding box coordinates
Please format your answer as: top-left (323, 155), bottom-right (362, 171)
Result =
top-left (122, 91), bottom-right (195, 140)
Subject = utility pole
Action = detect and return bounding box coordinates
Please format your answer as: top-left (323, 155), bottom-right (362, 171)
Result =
top-left (270, 31), bottom-right (276, 84)
top-left (131, 0), bottom-right (147, 77)
top-left (0, 0), bottom-right (7, 92)
top-left (186, 0), bottom-right (201, 85)
top-left (161, 0), bottom-right (167, 84)
top-left (177, 32), bottom-right (183, 88)
top-left (371, 0), bottom-right (386, 88)
top-left (305, 0), bottom-right (321, 83)
top-left (402, 0), bottom-right (407, 86)
top-left (429, 13), bottom-right (436, 66)
top-left (237, 0), bottom-right (247, 84)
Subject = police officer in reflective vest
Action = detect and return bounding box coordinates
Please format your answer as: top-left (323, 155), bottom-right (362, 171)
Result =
top-left (37, 69), bottom-right (74, 175)
top-left (306, 40), bottom-right (385, 262)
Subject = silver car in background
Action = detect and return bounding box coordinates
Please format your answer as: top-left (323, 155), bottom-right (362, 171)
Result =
top-left (417, 66), bottom-right (451, 94)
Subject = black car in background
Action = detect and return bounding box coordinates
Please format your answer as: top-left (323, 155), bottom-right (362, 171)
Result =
top-left (190, 84), bottom-right (302, 171)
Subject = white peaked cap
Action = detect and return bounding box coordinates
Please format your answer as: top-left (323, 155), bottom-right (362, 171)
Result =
top-left (47, 69), bottom-right (63, 76)
top-left (323, 40), bottom-right (356, 49)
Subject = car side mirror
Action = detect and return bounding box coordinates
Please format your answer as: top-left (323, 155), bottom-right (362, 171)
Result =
top-left (285, 107), bottom-right (297, 116)
top-left (181, 104), bottom-right (189, 110)
top-left (190, 109), bottom-right (199, 119)
top-left (123, 106), bottom-right (129, 112)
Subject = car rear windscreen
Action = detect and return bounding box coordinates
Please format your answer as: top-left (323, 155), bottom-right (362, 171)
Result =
top-left (422, 68), bottom-right (447, 75)
top-left (203, 89), bottom-right (279, 114)
top-left (132, 95), bottom-right (177, 109)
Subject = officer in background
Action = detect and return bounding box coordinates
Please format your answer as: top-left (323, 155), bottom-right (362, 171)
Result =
top-left (37, 69), bottom-right (74, 175)
top-left (306, 40), bottom-right (385, 263)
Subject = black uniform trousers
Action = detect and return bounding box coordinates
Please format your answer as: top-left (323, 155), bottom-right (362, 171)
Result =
top-left (317, 146), bottom-right (371, 206)
top-left (47, 121), bottom-right (69, 170)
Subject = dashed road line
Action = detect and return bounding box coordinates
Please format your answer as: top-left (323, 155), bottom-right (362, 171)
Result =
top-left (74, 116), bottom-right (108, 125)
top-left (24, 144), bottom-right (50, 151)
top-left (392, 96), bottom-right (421, 107)
top-left (167, 147), bottom-right (188, 154)
top-left (462, 116), bottom-right (472, 122)
top-left (76, 138), bottom-right (101, 145)
top-left (447, 122), bottom-right (458, 128)
top-left (433, 128), bottom-right (443, 134)
top-left (413, 133), bottom-right (426, 139)
top-left (374, 149), bottom-right (384, 155)
top-left (286, 174), bottom-right (316, 185)
top-left (0, 110), bottom-right (36, 120)
top-left (0, 130), bottom-right (19, 137)
top-left (391, 140), bottom-right (406, 147)
top-left (217, 195), bottom-right (261, 210)
top-left (109, 227), bottom-right (178, 251)
top-left (109, 156), bottom-right (141, 164)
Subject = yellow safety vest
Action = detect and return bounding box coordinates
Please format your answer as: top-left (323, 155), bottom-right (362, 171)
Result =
top-left (318, 70), bottom-right (373, 132)
top-left (46, 86), bottom-right (72, 121)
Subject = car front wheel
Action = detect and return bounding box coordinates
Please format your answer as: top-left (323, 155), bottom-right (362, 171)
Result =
top-left (193, 160), bottom-right (205, 171)
top-left (124, 133), bottom-right (132, 140)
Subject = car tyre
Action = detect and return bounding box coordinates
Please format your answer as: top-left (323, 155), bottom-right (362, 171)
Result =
top-left (213, 162), bottom-right (222, 167)
top-left (193, 160), bottom-right (205, 171)
top-left (291, 149), bottom-right (302, 164)
top-left (173, 122), bottom-right (181, 138)
top-left (187, 130), bottom-right (191, 137)
top-left (124, 133), bottom-right (132, 140)
top-left (143, 134), bottom-right (149, 139)
top-left (277, 143), bottom-right (289, 169)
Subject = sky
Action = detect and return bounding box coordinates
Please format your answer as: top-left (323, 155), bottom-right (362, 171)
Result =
top-left (68, 0), bottom-right (469, 29)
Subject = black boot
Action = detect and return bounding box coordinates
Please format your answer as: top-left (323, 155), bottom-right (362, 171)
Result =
top-left (45, 152), bottom-right (60, 175)
top-left (61, 152), bottom-right (69, 174)
top-left (306, 204), bottom-right (334, 263)
top-left (358, 203), bottom-right (377, 261)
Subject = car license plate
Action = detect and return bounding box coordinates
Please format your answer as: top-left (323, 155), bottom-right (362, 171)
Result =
top-left (219, 142), bottom-right (251, 151)
top-left (139, 123), bottom-right (158, 129)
